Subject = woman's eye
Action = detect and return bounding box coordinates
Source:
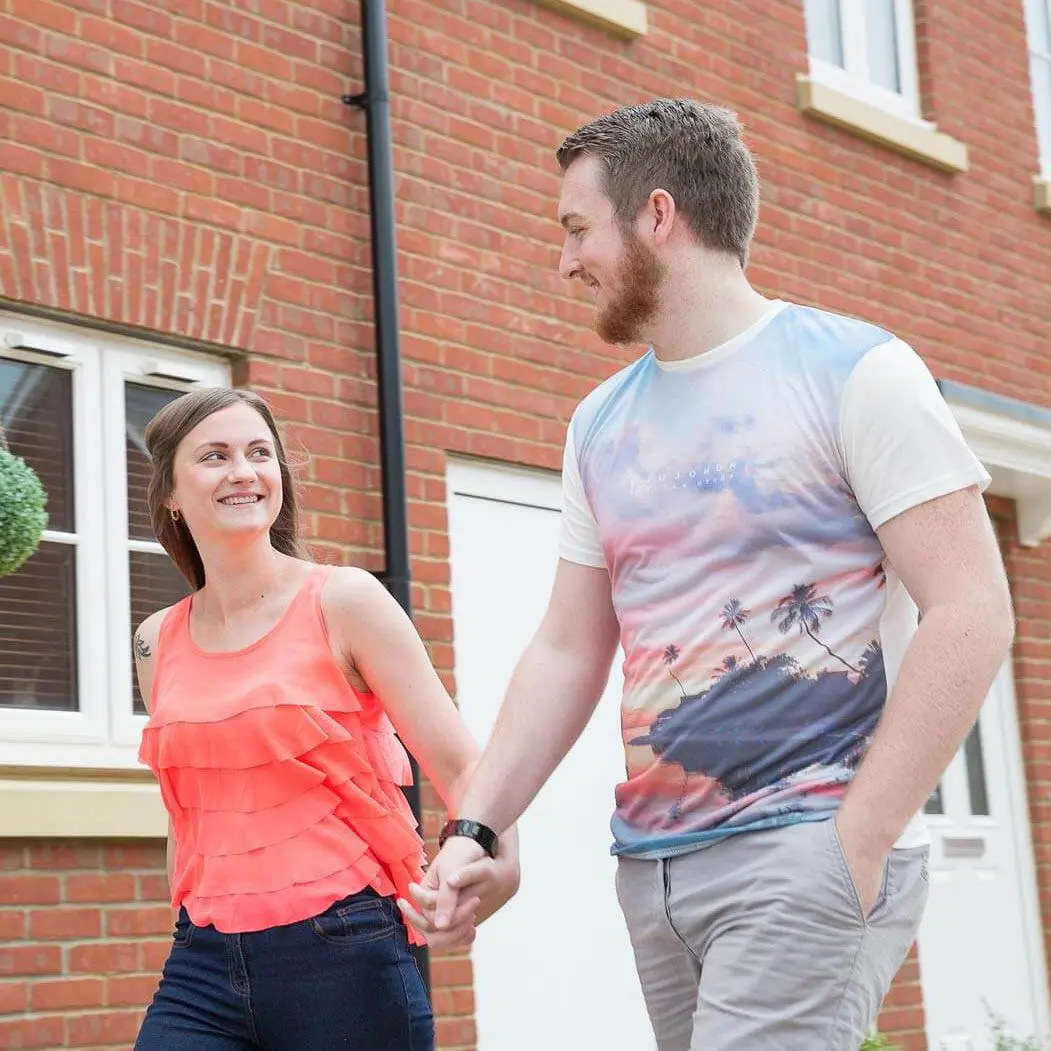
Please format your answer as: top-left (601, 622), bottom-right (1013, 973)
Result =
top-left (250, 447), bottom-right (271, 459)
top-left (201, 452), bottom-right (224, 462)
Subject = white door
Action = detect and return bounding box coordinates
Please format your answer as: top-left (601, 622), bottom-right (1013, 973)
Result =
top-left (917, 661), bottom-right (1050, 1049)
top-left (446, 459), bottom-right (653, 1051)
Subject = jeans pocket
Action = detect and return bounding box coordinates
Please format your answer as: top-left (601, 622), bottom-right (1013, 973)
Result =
top-left (308, 893), bottom-right (397, 946)
top-left (172, 910), bottom-right (195, 948)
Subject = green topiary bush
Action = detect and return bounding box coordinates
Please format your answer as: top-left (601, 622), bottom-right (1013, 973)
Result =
top-left (859, 1035), bottom-right (898, 1051)
top-left (0, 435), bottom-right (48, 578)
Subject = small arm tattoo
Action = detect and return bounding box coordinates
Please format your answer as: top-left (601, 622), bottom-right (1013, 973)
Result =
top-left (133, 632), bottom-right (151, 660)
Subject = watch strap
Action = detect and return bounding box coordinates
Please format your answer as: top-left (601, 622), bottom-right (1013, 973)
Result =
top-left (439, 818), bottom-right (499, 859)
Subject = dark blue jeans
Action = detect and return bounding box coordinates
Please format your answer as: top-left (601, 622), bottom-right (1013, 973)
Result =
top-left (135, 890), bottom-right (434, 1050)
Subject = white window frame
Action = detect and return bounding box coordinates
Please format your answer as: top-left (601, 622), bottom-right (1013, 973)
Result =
top-left (1025, 0), bottom-right (1051, 179)
top-left (0, 312), bottom-right (229, 769)
top-left (806, 0), bottom-right (924, 124)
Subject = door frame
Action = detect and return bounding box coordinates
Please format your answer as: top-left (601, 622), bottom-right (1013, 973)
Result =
top-left (447, 456), bottom-right (562, 512)
top-left (922, 659), bottom-right (1051, 1043)
top-left (993, 659), bottom-right (1051, 1039)
top-left (444, 455), bottom-right (656, 1051)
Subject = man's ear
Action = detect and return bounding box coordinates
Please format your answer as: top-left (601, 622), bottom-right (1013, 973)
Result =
top-left (646, 187), bottom-right (677, 246)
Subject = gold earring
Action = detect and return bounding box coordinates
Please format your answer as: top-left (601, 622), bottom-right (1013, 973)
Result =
top-left (170, 508), bottom-right (180, 523)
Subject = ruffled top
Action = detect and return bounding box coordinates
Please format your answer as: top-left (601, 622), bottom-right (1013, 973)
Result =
top-left (138, 565), bottom-right (426, 943)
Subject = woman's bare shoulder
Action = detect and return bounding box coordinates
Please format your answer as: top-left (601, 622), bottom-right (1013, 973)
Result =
top-left (133, 601), bottom-right (185, 663)
top-left (320, 564), bottom-right (388, 609)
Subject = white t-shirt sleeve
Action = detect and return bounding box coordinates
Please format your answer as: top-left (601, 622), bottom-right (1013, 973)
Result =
top-left (558, 422), bottom-right (606, 568)
top-left (839, 338), bottom-right (991, 530)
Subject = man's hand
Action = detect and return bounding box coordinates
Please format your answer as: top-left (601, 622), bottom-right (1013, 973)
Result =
top-left (398, 862), bottom-right (481, 951)
top-left (834, 810), bottom-right (890, 917)
top-left (398, 835), bottom-right (520, 950)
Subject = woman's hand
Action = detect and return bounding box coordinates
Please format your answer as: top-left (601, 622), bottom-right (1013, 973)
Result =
top-left (398, 835), bottom-right (520, 950)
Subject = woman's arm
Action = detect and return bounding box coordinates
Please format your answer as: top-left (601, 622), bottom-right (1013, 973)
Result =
top-left (321, 567), bottom-right (520, 939)
top-left (322, 567), bottom-right (481, 810)
top-left (133, 609), bottom-right (176, 891)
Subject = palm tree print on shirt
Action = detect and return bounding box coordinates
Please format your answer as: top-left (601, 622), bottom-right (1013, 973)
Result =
top-left (720, 599), bottom-right (757, 663)
top-left (772, 583), bottom-right (860, 674)
top-left (858, 640), bottom-right (881, 676)
top-left (662, 644), bottom-right (691, 818)
top-left (714, 654), bottom-right (740, 678)
top-left (662, 644), bottom-right (689, 698)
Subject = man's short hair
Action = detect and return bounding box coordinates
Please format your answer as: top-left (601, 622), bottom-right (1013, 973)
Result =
top-left (556, 99), bottom-right (760, 267)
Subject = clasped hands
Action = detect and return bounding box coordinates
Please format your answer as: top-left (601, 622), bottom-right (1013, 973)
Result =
top-left (397, 836), bottom-right (520, 950)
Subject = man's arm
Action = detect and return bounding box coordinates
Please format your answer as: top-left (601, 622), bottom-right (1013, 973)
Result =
top-left (419, 557), bottom-right (619, 933)
top-left (836, 484), bottom-right (1014, 909)
top-left (457, 556), bottom-right (620, 833)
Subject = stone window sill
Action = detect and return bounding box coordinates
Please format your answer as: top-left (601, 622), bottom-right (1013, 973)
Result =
top-left (1035, 177), bottom-right (1051, 215)
top-left (534, 0), bottom-right (647, 37)
top-left (796, 74), bottom-right (969, 174)
top-left (0, 770), bottom-right (166, 838)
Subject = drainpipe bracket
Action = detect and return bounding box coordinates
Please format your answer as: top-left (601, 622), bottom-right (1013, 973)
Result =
top-left (342, 91), bottom-right (367, 109)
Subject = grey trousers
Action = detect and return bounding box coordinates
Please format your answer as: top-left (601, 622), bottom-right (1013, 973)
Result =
top-left (615, 817), bottom-right (929, 1051)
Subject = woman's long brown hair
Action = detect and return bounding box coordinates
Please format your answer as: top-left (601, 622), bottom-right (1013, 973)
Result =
top-left (144, 387), bottom-right (305, 590)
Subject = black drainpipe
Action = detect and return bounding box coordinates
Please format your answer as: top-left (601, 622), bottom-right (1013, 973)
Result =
top-left (344, 0), bottom-right (430, 995)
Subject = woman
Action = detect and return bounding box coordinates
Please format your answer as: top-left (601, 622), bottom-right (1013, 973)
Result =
top-left (133, 387), bottom-right (518, 1050)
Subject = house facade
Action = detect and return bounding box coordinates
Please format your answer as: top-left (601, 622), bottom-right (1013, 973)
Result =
top-left (1, 1), bottom-right (1051, 1048)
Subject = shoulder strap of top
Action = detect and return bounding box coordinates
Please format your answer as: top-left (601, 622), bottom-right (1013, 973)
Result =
top-left (146, 595), bottom-right (193, 717)
top-left (295, 562), bottom-right (336, 646)
top-left (303, 561), bottom-right (335, 616)
top-left (304, 562), bottom-right (334, 593)
top-left (155, 593), bottom-right (193, 653)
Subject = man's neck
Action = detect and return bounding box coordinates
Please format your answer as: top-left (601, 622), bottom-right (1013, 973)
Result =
top-left (646, 270), bottom-right (773, 363)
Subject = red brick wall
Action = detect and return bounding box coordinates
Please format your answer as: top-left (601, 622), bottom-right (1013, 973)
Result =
top-left (0, 841), bottom-right (167, 1049)
top-left (877, 946), bottom-right (927, 1050)
top-left (1, 0), bottom-right (1050, 1048)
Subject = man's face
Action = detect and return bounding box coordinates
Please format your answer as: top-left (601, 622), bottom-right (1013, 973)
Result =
top-left (557, 156), bottom-right (663, 346)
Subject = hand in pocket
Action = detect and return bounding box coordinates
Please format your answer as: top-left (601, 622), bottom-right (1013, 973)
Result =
top-left (834, 813), bottom-right (890, 918)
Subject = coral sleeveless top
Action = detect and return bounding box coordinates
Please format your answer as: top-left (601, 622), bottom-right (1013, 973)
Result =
top-left (138, 565), bottom-right (426, 942)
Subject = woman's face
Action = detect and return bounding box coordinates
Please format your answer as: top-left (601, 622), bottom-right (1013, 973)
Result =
top-left (167, 402), bottom-right (283, 547)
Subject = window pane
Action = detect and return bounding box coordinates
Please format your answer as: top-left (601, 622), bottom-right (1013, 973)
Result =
top-left (0, 358), bottom-right (74, 532)
top-left (804, 0), bottom-right (844, 67)
top-left (1028, 0), bottom-right (1051, 53)
top-left (1033, 55), bottom-right (1051, 163)
top-left (0, 541), bottom-right (77, 710)
top-left (866, 0), bottom-right (902, 93)
top-left (924, 782), bottom-right (944, 816)
top-left (129, 551), bottom-right (191, 714)
top-left (126, 383), bottom-right (183, 541)
top-left (964, 722), bottom-right (990, 817)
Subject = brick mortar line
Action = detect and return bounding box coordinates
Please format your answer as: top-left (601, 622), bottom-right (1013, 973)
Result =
top-left (23, 1), bottom-right (343, 66)
top-left (0, 167), bottom-right (376, 244)
top-left (6, 138), bottom-right (1049, 322)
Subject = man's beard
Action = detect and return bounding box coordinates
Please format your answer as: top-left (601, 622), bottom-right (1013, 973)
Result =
top-left (595, 235), bottom-right (664, 345)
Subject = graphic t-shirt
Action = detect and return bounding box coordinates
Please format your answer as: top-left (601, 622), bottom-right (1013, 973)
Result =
top-left (559, 300), bottom-right (990, 859)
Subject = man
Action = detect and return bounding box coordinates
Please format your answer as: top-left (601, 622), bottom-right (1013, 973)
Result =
top-left (404, 99), bottom-right (1014, 1050)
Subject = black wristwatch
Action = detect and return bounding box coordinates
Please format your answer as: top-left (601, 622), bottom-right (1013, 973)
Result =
top-left (439, 818), bottom-right (499, 859)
